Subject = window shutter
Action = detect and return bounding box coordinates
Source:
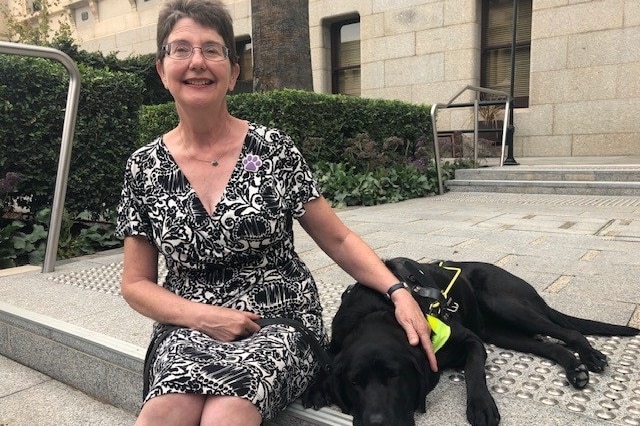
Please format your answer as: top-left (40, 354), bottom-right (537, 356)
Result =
top-left (332, 20), bottom-right (361, 95)
top-left (338, 40), bottom-right (360, 68)
top-left (482, 0), bottom-right (532, 106)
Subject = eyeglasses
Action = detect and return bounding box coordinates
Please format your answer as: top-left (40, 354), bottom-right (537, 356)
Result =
top-left (162, 41), bottom-right (230, 62)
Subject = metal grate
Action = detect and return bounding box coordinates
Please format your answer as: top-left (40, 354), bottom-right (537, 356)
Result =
top-left (436, 192), bottom-right (640, 208)
top-left (46, 261), bottom-right (168, 296)
top-left (447, 336), bottom-right (640, 424)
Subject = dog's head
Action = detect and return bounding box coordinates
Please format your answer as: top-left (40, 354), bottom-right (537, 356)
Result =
top-left (329, 313), bottom-right (440, 426)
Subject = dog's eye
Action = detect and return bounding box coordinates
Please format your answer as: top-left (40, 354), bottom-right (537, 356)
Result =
top-left (348, 374), bottom-right (361, 386)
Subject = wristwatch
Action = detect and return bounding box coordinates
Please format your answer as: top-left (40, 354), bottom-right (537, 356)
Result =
top-left (385, 282), bottom-right (409, 300)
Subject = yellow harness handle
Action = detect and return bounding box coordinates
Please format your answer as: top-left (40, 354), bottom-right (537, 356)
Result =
top-left (429, 262), bottom-right (461, 311)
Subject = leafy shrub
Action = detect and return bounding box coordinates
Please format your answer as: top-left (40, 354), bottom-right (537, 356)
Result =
top-left (0, 220), bottom-right (43, 268)
top-left (0, 208), bottom-right (121, 268)
top-left (138, 102), bottom-right (177, 146)
top-left (312, 162), bottom-right (434, 207)
top-left (312, 159), bottom-right (467, 208)
top-left (0, 172), bottom-right (22, 215)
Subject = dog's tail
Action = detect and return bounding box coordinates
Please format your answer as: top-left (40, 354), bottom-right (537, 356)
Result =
top-left (547, 308), bottom-right (639, 336)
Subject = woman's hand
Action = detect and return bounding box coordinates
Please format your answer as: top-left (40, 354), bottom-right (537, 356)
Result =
top-left (190, 303), bottom-right (262, 342)
top-left (298, 197), bottom-right (439, 371)
top-left (121, 236), bottom-right (262, 341)
top-left (391, 289), bottom-right (438, 372)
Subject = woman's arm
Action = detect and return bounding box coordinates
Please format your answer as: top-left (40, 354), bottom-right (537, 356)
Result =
top-left (298, 196), bottom-right (438, 372)
top-left (120, 235), bottom-right (261, 341)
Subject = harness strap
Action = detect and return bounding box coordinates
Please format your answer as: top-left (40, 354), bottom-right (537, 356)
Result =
top-left (142, 318), bottom-right (330, 400)
top-left (403, 260), bottom-right (448, 311)
top-left (398, 260), bottom-right (460, 352)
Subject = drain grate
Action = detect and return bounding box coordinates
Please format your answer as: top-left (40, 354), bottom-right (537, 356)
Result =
top-left (47, 261), bottom-right (168, 295)
top-left (437, 192), bottom-right (640, 208)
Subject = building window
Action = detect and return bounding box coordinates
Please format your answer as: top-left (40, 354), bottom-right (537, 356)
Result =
top-left (481, 0), bottom-right (532, 108)
top-left (74, 7), bottom-right (93, 25)
top-left (234, 38), bottom-right (253, 93)
top-left (331, 19), bottom-right (360, 96)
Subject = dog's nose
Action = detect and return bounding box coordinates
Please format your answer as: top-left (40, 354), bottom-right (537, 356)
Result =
top-left (364, 413), bottom-right (386, 426)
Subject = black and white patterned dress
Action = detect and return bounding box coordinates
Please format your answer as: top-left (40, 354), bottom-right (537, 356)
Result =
top-left (116, 123), bottom-right (326, 419)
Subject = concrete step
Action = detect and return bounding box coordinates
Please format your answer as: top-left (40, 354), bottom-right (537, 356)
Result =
top-left (0, 302), bottom-right (352, 426)
top-left (454, 167), bottom-right (640, 182)
top-left (445, 179), bottom-right (640, 196)
top-left (446, 167), bottom-right (640, 195)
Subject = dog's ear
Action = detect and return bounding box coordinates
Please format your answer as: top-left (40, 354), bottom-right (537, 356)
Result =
top-left (329, 352), bottom-right (352, 414)
top-left (410, 349), bottom-right (439, 413)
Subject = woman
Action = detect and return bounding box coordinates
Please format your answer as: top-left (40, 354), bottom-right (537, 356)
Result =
top-left (116, 0), bottom-right (437, 424)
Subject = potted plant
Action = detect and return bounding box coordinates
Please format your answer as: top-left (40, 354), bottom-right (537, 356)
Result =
top-left (478, 96), bottom-right (505, 144)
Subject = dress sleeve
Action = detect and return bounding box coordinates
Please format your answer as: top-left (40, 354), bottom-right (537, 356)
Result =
top-left (115, 154), bottom-right (154, 241)
top-left (280, 135), bottom-right (320, 219)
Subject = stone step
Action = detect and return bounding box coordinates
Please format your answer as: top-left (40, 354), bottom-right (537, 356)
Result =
top-left (0, 302), bottom-right (352, 426)
top-left (444, 179), bottom-right (640, 196)
top-left (454, 167), bottom-right (640, 182)
top-left (446, 166), bottom-right (640, 195)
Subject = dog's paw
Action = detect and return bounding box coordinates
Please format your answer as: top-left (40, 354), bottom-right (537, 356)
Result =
top-left (566, 363), bottom-right (589, 389)
top-left (301, 392), bottom-right (330, 410)
top-left (301, 382), bottom-right (332, 410)
top-left (582, 348), bottom-right (608, 373)
top-left (466, 394), bottom-right (500, 426)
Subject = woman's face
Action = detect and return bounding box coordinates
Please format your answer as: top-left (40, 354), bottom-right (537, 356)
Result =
top-left (156, 17), bottom-right (239, 110)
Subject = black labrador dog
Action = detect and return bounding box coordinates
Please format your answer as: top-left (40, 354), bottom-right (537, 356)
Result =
top-left (302, 257), bottom-right (639, 426)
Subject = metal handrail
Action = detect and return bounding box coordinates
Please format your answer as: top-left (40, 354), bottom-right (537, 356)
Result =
top-left (430, 85), bottom-right (510, 194)
top-left (0, 41), bottom-right (81, 273)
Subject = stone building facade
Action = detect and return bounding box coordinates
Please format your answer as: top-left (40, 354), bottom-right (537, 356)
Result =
top-left (2, 0), bottom-right (639, 158)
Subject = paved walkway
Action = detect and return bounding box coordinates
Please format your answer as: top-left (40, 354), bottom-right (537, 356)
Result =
top-left (1, 190), bottom-right (640, 425)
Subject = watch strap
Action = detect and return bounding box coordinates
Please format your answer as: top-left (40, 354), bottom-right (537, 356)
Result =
top-left (385, 281), bottom-right (409, 300)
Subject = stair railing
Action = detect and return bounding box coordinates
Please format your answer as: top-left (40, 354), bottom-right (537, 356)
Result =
top-left (430, 85), bottom-right (510, 194)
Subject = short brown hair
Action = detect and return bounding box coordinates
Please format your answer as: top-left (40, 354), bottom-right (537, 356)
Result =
top-left (156, 0), bottom-right (238, 65)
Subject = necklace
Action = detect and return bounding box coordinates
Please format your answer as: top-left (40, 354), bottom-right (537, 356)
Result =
top-left (180, 130), bottom-right (227, 167)
top-left (189, 150), bottom-right (224, 167)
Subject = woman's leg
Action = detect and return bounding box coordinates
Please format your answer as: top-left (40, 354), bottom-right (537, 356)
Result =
top-left (200, 395), bottom-right (262, 426)
top-left (134, 393), bottom-right (205, 426)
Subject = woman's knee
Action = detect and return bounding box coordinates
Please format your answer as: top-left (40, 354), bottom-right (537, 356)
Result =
top-left (200, 395), bottom-right (262, 426)
top-left (135, 393), bottom-right (205, 426)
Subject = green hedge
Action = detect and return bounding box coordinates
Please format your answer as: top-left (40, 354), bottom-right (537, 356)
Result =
top-left (1, 59), bottom-right (434, 218)
top-left (0, 55), bottom-right (144, 217)
top-left (139, 89), bottom-right (434, 164)
top-left (51, 38), bottom-right (172, 106)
